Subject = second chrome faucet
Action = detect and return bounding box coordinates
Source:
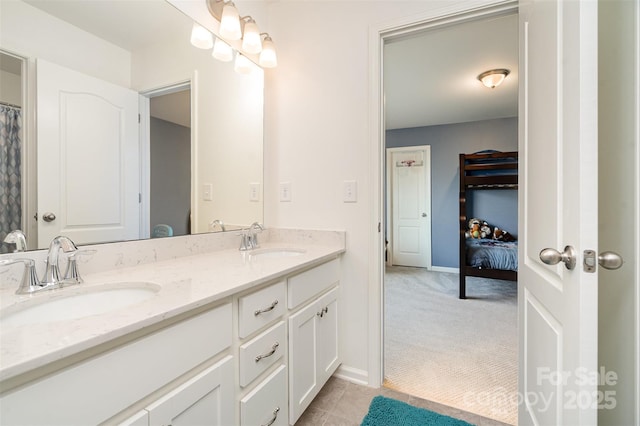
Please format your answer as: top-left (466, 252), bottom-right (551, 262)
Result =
top-left (239, 222), bottom-right (264, 251)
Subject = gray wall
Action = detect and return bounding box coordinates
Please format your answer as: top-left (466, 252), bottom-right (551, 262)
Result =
top-left (150, 117), bottom-right (191, 236)
top-left (386, 117), bottom-right (518, 268)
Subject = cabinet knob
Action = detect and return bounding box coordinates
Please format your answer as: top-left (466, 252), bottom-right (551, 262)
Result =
top-left (261, 407), bottom-right (280, 426)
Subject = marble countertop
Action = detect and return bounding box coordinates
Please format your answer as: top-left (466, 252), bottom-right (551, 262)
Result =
top-left (0, 238), bottom-right (345, 382)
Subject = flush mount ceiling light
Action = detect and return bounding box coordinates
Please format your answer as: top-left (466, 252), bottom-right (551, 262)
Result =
top-left (477, 69), bottom-right (510, 89)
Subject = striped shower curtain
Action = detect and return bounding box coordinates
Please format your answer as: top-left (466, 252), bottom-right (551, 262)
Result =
top-left (0, 105), bottom-right (22, 253)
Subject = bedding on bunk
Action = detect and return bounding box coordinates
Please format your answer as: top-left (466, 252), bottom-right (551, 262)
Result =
top-left (465, 238), bottom-right (518, 271)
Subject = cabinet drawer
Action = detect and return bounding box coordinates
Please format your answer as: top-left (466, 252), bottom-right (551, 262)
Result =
top-left (0, 303), bottom-right (232, 425)
top-left (239, 280), bottom-right (286, 338)
top-left (288, 258), bottom-right (339, 309)
top-left (239, 321), bottom-right (286, 387)
top-left (240, 365), bottom-right (287, 426)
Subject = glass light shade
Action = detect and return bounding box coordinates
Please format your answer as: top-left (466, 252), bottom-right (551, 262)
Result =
top-left (259, 37), bottom-right (277, 68)
top-left (242, 20), bottom-right (262, 54)
top-left (477, 69), bottom-right (510, 88)
top-left (234, 53), bottom-right (253, 74)
top-left (190, 23), bottom-right (213, 49)
top-left (212, 38), bottom-right (234, 62)
top-left (220, 3), bottom-right (242, 41)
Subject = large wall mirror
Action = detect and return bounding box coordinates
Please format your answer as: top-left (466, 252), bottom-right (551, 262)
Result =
top-left (0, 0), bottom-right (264, 252)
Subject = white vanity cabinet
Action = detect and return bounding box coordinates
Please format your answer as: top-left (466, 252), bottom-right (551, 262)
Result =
top-left (288, 259), bottom-right (341, 424)
top-left (0, 303), bottom-right (234, 426)
top-left (0, 254), bottom-right (343, 426)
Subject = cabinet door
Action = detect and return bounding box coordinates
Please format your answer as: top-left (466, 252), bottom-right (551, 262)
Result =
top-left (316, 287), bottom-right (340, 384)
top-left (288, 300), bottom-right (318, 423)
top-left (146, 356), bottom-right (234, 426)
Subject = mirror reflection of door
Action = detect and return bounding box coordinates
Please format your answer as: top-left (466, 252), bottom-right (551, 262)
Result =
top-left (148, 88), bottom-right (191, 238)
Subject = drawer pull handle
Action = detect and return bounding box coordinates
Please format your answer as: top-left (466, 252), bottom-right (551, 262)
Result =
top-left (255, 342), bottom-right (280, 362)
top-left (261, 407), bottom-right (280, 426)
top-left (255, 300), bottom-right (278, 316)
top-left (316, 306), bottom-right (329, 318)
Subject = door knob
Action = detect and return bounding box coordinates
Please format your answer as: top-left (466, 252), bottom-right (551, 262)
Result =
top-left (598, 251), bottom-right (624, 270)
top-left (42, 212), bottom-right (56, 222)
top-left (539, 246), bottom-right (576, 270)
top-left (422, 212), bottom-right (427, 217)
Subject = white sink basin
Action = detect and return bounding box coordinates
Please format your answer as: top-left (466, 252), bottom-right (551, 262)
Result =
top-left (1, 282), bottom-right (160, 327)
top-left (249, 248), bottom-right (306, 258)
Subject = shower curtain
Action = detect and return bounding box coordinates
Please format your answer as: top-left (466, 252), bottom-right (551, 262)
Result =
top-left (0, 105), bottom-right (22, 253)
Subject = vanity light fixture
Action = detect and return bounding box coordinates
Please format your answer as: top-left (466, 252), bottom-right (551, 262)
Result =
top-left (241, 17), bottom-right (262, 54)
top-left (203, 0), bottom-right (277, 68)
top-left (190, 23), bottom-right (214, 49)
top-left (477, 68), bottom-right (510, 88)
top-left (234, 53), bottom-right (253, 74)
top-left (219, 2), bottom-right (242, 40)
top-left (259, 34), bottom-right (277, 68)
top-left (212, 38), bottom-right (234, 62)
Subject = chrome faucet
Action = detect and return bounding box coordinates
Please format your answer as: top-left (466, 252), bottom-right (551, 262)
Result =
top-left (42, 236), bottom-right (78, 285)
top-left (248, 222), bottom-right (263, 249)
top-left (238, 222), bottom-right (264, 251)
top-left (210, 219), bottom-right (226, 232)
top-left (3, 229), bottom-right (27, 252)
top-left (0, 258), bottom-right (42, 294)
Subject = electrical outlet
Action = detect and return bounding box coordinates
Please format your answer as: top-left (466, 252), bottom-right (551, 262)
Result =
top-left (249, 183), bottom-right (260, 202)
top-left (280, 182), bottom-right (291, 202)
top-left (343, 180), bottom-right (357, 202)
top-left (203, 183), bottom-right (213, 201)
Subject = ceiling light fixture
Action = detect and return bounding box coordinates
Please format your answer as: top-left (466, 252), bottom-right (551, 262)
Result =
top-left (477, 69), bottom-right (510, 89)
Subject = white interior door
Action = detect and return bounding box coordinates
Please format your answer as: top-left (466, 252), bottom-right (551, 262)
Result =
top-left (388, 147), bottom-right (431, 268)
top-left (519, 1), bottom-right (599, 425)
top-left (36, 59), bottom-right (139, 248)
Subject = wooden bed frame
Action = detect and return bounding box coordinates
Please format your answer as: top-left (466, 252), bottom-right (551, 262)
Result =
top-left (459, 151), bottom-right (518, 299)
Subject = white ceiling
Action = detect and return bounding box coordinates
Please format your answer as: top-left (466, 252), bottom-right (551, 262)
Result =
top-left (384, 13), bottom-right (519, 130)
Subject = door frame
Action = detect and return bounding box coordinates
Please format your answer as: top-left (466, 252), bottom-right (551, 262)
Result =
top-left (385, 145), bottom-right (432, 268)
top-left (367, 0), bottom-right (519, 388)
top-left (139, 80), bottom-right (192, 239)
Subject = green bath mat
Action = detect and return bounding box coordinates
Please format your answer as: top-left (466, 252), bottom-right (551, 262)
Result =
top-left (361, 395), bottom-right (475, 426)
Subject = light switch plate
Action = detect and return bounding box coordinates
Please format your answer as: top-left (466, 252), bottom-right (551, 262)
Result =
top-left (280, 182), bottom-right (291, 202)
top-left (249, 183), bottom-right (260, 202)
top-left (203, 183), bottom-right (213, 201)
top-left (343, 180), bottom-right (357, 202)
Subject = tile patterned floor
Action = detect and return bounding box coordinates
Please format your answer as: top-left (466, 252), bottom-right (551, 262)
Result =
top-left (295, 377), bottom-right (513, 426)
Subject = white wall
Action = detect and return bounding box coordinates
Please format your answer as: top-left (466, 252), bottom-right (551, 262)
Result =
top-left (0, 69), bottom-right (22, 106)
top-left (0, 0), bottom-right (131, 87)
top-left (263, 0), bottom-right (500, 384)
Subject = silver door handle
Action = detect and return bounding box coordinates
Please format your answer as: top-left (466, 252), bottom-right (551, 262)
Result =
top-left (539, 246), bottom-right (576, 270)
top-left (422, 212), bottom-right (427, 217)
top-left (598, 251), bottom-right (623, 270)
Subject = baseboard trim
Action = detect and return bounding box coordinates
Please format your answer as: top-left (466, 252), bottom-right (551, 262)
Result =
top-left (431, 266), bottom-right (459, 274)
top-left (333, 365), bottom-right (370, 387)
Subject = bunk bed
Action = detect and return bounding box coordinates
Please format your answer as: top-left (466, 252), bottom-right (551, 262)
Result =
top-left (459, 151), bottom-right (518, 299)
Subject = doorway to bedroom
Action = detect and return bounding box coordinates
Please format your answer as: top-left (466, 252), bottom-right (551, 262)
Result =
top-left (382, 10), bottom-right (519, 426)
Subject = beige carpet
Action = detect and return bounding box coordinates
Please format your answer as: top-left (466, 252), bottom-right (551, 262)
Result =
top-left (384, 266), bottom-right (517, 425)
